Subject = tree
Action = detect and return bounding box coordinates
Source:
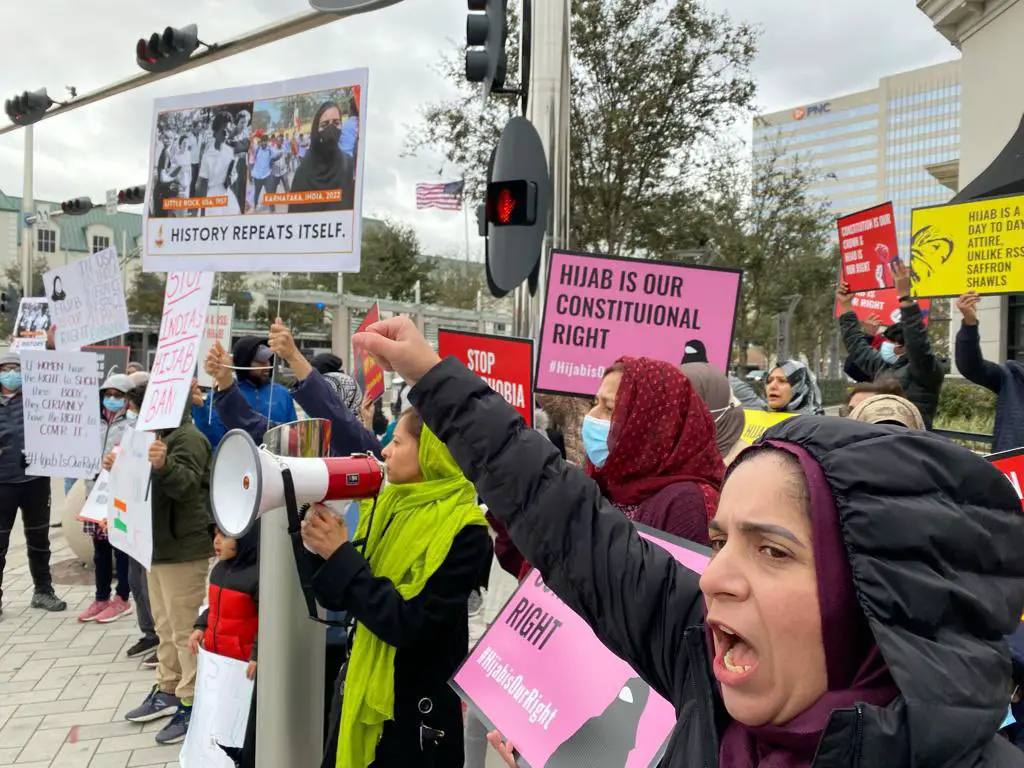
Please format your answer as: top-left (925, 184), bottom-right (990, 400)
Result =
top-left (125, 269), bottom-right (166, 325)
top-left (345, 219), bottom-right (434, 303)
top-left (254, 272), bottom-right (335, 335)
top-left (215, 272), bottom-right (254, 321)
top-left (429, 259), bottom-right (487, 310)
top-left (406, 0), bottom-right (757, 255)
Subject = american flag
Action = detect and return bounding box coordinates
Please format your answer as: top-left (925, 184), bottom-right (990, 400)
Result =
top-left (416, 180), bottom-right (464, 211)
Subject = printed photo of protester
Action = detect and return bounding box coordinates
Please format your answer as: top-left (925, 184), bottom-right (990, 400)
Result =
top-left (246, 85), bottom-right (360, 214)
top-left (13, 298), bottom-right (51, 341)
top-left (150, 101), bottom-right (254, 220)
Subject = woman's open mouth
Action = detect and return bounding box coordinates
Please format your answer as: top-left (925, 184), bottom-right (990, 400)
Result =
top-left (710, 621), bottom-right (759, 685)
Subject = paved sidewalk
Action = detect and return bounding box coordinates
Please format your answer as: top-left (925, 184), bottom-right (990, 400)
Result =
top-left (0, 489), bottom-right (180, 768)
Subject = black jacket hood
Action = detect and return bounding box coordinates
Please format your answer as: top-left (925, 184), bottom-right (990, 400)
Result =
top-left (231, 519), bottom-right (261, 569)
top-left (762, 417), bottom-right (1024, 764)
top-left (232, 336), bottom-right (270, 384)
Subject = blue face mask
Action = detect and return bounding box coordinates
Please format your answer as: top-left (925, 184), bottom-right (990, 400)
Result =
top-left (103, 397), bottom-right (125, 413)
top-left (880, 341), bottom-right (899, 365)
top-left (0, 370), bottom-right (22, 392)
top-left (581, 415), bottom-right (611, 468)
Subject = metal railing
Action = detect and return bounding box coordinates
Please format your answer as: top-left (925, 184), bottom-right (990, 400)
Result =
top-left (932, 428), bottom-right (994, 447)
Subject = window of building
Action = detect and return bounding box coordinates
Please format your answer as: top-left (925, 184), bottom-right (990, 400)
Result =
top-left (91, 235), bottom-right (111, 254)
top-left (37, 228), bottom-right (56, 253)
top-left (1008, 296), bottom-right (1024, 363)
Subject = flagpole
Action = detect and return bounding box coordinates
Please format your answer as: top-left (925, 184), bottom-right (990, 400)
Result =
top-left (462, 177), bottom-right (471, 263)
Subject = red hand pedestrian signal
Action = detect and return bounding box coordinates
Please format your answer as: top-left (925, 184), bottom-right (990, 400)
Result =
top-left (496, 188), bottom-right (516, 224)
top-left (486, 180), bottom-right (537, 227)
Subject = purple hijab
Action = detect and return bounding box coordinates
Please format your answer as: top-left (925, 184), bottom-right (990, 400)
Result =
top-left (717, 442), bottom-right (899, 768)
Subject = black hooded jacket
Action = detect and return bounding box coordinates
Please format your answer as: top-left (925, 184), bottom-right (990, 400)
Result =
top-left (410, 358), bottom-right (1024, 768)
top-left (232, 336), bottom-right (269, 385)
top-left (196, 522), bottom-right (260, 663)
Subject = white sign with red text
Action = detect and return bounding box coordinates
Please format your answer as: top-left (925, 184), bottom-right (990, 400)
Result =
top-left (197, 306), bottom-right (234, 388)
top-left (137, 272), bottom-right (214, 432)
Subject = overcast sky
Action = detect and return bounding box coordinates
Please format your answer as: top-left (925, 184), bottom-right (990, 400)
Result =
top-left (0, 0), bottom-right (956, 261)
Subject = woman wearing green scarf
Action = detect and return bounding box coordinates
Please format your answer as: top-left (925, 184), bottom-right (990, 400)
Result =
top-left (300, 408), bottom-right (492, 768)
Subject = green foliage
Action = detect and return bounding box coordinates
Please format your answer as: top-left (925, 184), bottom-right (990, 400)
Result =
top-left (935, 378), bottom-right (996, 427)
top-left (125, 270), bottom-right (166, 325)
top-left (817, 379), bottom-right (850, 408)
top-left (345, 219), bottom-right (434, 303)
top-left (254, 272), bottom-right (335, 335)
top-left (429, 260), bottom-right (486, 311)
top-left (215, 272), bottom-right (254, 321)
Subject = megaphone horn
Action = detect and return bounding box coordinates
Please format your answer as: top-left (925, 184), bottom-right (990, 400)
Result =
top-left (211, 428), bottom-right (384, 538)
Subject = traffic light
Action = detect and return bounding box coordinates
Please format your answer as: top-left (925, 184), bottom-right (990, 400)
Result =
top-left (465, 0), bottom-right (508, 99)
top-left (4, 89), bottom-right (53, 126)
top-left (484, 116), bottom-right (550, 297)
top-left (60, 198), bottom-right (93, 216)
top-left (136, 24), bottom-right (200, 73)
top-left (117, 186), bottom-right (146, 206)
top-left (1, 286), bottom-right (20, 317)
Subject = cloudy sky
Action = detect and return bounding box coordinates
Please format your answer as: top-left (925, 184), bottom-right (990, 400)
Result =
top-left (0, 0), bottom-right (956, 261)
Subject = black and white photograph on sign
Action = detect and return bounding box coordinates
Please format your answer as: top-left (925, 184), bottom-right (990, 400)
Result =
top-left (143, 68), bottom-right (368, 275)
top-left (246, 86), bottom-right (360, 214)
top-left (150, 100), bottom-right (254, 220)
top-left (12, 298), bottom-right (51, 349)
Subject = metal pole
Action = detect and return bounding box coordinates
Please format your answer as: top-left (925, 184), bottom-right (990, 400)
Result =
top-left (20, 125), bottom-right (33, 297)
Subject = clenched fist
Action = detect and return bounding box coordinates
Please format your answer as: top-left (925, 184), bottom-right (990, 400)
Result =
top-left (148, 438), bottom-right (167, 471)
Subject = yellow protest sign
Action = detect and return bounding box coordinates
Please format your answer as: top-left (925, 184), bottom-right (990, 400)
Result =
top-left (740, 410), bottom-right (796, 445)
top-left (909, 193), bottom-right (1024, 298)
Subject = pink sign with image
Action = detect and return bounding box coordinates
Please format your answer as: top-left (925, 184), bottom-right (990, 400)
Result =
top-left (535, 250), bottom-right (742, 397)
top-left (451, 527), bottom-right (711, 768)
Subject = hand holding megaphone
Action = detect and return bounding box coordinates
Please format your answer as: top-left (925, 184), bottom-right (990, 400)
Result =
top-left (352, 316), bottom-right (441, 386)
top-left (300, 503), bottom-right (349, 559)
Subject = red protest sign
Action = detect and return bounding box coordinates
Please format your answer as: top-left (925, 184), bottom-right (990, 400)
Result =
top-left (354, 303), bottom-right (385, 402)
top-left (833, 289), bottom-right (931, 327)
top-left (437, 329), bottom-right (534, 427)
top-left (837, 202), bottom-right (899, 294)
top-left (987, 447), bottom-right (1024, 510)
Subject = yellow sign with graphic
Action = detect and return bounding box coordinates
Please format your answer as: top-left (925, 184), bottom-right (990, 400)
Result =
top-left (740, 410), bottom-right (796, 445)
top-left (909, 193), bottom-right (1024, 298)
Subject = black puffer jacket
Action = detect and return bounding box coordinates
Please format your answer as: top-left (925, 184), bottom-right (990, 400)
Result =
top-left (411, 358), bottom-right (1024, 768)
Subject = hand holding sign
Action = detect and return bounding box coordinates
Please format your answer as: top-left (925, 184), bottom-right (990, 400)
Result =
top-left (837, 281), bottom-right (855, 314)
top-left (268, 317), bottom-right (300, 364)
top-left (102, 452), bottom-right (116, 471)
top-left (486, 732), bottom-right (517, 767)
top-left (205, 341), bottom-right (235, 391)
top-left (892, 260), bottom-right (912, 299)
top-left (956, 292), bottom-right (981, 325)
top-left (353, 316), bottom-right (441, 386)
top-left (149, 438), bottom-right (167, 471)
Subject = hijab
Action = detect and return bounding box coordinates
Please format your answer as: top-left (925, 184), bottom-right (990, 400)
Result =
top-left (589, 357), bottom-right (724, 515)
top-left (338, 421), bottom-right (487, 768)
top-left (291, 101), bottom-right (348, 212)
top-left (309, 353), bottom-right (362, 415)
top-left (681, 363), bottom-right (743, 460)
top-left (717, 442), bottom-right (898, 768)
top-left (768, 359), bottom-right (823, 415)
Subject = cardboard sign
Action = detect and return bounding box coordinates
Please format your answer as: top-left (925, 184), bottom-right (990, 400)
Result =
top-left (11, 298), bottom-right (51, 351)
top-left (107, 427), bottom-right (155, 570)
top-left (536, 250), bottom-right (742, 397)
top-left (137, 272), bottom-right (214, 432)
top-left (43, 246), bottom-right (130, 349)
top-left (83, 345), bottom-right (131, 382)
top-left (833, 288), bottom-right (932, 327)
top-left (197, 306), bottom-right (234, 388)
top-left (987, 447), bottom-right (1024, 510)
top-left (438, 329), bottom-right (534, 427)
top-left (143, 68), bottom-right (368, 274)
top-left (837, 202), bottom-right (898, 294)
top-left (20, 350), bottom-right (101, 479)
top-left (353, 303), bottom-right (385, 402)
top-left (452, 527), bottom-right (710, 768)
top-left (909, 193), bottom-right (1024, 298)
top-left (740, 410), bottom-right (796, 445)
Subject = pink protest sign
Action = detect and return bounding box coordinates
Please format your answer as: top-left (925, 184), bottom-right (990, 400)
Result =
top-left (536, 250), bottom-right (742, 397)
top-left (451, 526), bottom-right (710, 768)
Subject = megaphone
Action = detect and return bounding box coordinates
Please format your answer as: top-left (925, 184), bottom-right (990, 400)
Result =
top-left (211, 429), bottom-right (384, 538)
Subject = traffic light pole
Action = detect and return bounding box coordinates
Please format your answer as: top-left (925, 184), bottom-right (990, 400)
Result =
top-left (20, 125), bottom-right (33, 297)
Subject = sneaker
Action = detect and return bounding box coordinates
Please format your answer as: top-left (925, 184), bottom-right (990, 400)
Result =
top-left (95, 597), bottom-right (133, 624)
top-left (31, 591), bottom-right (67, 612)
top-left (154, 703), bottom-right (192, 744)
top-left (77, 600), bottom-right (110, 622)
top-left (125, 686), bottom-right (179, 723)
top-left (142, 652), bottom-right (158, 669)
top-left (126, 637), bottom-right (159, 658)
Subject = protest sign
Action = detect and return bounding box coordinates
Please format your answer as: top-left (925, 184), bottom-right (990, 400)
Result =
top-left (452, 526), bottom-right (710, 768)
top-left (909, 193), bottom-right (1024, 298)
top-left (43, 246), bottom-right (130, 349)
top-left (108, 427), bottom-right (155, 570)
top-left (536, 250), bottom-right (742, 397)
top-left (833, 288), bottom-right (932, 327)
top-left (20, 350), bottom-right (101, 479)
top-left (353, 303), bottom-right (385, 401)
top-left (83, 345), bottom-right (131, 381)
top-left (438, 329), bottom-right (534, 426)
top-left (137, 272), bottom-right (214, 432)
top-left (837, 202), bottom-right (898, 293)
top-left (197, 305), bottom-right (234, 388)
top-left (143, 68), bottom-right (368, 274)
top-left (987, 447), bottom-right (1024, 510)
top-left (180, 647), bottom-right (255, 768)
top-left (740, 410), bottom-right (796, 445)
top-left (79, 469), bottom-right (112, 524)
top-left (11, 298), bottom-right (51, 351)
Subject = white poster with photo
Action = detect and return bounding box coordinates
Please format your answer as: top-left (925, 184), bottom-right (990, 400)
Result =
top-left (11, 298), bottom-right (51, 351)
top-left (107, 427), bottom-right (155, 570)
top-left (143, 67), bottom-right (369, 274)
top-left (197, 305), bottom-right (234, 388)
top-left (20, 350), bottom-right (101, 479)
top-left (79, 469), bottom-right (111, 523)
top-left (44, 246), bottom-right (130, 350)
top-left (180, 647), bottom-right (255, 768)
top-left (137, 271), bottom-right (215, 432)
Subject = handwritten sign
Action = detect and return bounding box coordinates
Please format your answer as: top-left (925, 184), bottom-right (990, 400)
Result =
top-left (197, 306), bottom-right (234, 388)
top-left (353, 303), bottom-right (385, 401)
top-left (79, 469), bottom-right (112, 523)
top-left (11, 298), bottom-right (51, 352)
top-left (137, 272), bottom-right (214, 431)
top-left (44, 246), bottom-right (130, 350)
top-left (181, 648), bottom-right (255, 767)
top-left (108, 427), bottom-right (155, 570)
top-left (20, 350), bottom-right (101, 479)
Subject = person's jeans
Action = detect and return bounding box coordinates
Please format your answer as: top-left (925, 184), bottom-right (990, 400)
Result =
top-left (463, 709), bottom-right (490, 768)
top-left (128, 558), bottom-right (157, 641)
top-left (93, 537), bottom-right (130, 602)
top-left (147, 559), bottom-right (208, 700)
top-left (0, 478), bottom-right (54, 602)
